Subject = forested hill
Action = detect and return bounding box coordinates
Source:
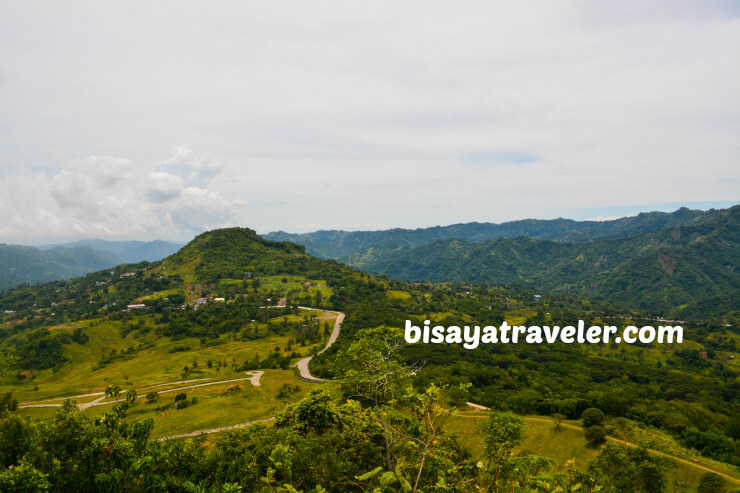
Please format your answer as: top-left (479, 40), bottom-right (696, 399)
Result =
top-left (340, 205), bottom-right (740, 319)
top-left (264, 206), bottom-right (721, 259)
top-left (0, 244), bottom-right (120, 291)
top-left (2, 226), bottom-right (740, 490)
top-left (1, 240), bottom-right (183, 291)
top-left (39, 239), bottom-right (183, 263)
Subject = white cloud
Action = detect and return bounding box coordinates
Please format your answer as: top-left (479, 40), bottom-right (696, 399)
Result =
top-left (0, 1), bottom-right (738, 239)
top-left (0, 148), bottom-right (241, 243)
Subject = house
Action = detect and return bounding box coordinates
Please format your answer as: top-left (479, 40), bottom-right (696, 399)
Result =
top-left (127, 304), bottom-right (146, 310)
top-left (214, 297), bottom-right (225, 302)
top-left (120, 272), bottom-right (135, 278)
top-left (194, 298), bottom-right (208, 305)
top-left (534, 294), bottom-right (541, 301)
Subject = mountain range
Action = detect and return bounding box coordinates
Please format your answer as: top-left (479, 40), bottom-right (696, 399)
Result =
top-left (0, 240), bottom-right (183, 291)
top-left (264, 207), bottom-right (719, 259)
top-left (267, 206), bottom-right (739, 319)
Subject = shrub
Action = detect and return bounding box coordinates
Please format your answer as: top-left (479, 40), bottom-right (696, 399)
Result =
top-left (698, 472), bottom-right (727, 493)
top-left (585, 425), bottom-right (606, 444)
top-left (582, 408), bottom-right (605, 428)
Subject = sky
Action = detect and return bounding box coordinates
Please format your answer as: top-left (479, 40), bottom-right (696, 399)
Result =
top-left (0, 0), bottom-right (738, 244)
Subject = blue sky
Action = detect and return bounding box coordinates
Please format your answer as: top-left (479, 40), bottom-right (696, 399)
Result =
top-left (0, 1), bottom-right (738, 242)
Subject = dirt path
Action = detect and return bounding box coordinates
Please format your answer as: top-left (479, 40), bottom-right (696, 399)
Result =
top-left (246, 371), bottom-right (263, 387)
top-left (157, 417), bottom-right (276, 441)
top-left (20, 377), bottom-right (214, 407)
top-left (460, 405), bottom-right (740, 485)
top-left (293, 308), bottom-right (344, 383)
top-left (20, 373), bottom-right (264, 410)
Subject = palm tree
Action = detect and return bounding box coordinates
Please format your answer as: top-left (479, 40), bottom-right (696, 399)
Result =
top-left (125, 389), bottom-right (137, 403)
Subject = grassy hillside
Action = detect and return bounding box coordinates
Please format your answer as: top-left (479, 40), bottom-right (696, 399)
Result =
top-left (1, 227), bottom-right (739, 490)
top-left (339, 205), bottom-right (740, 319)
top-left (264, 206), bottom-right (722, 259)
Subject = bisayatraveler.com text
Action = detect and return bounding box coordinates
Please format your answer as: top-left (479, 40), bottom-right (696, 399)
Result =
top-left (404, 320), bottom-right (683, 349)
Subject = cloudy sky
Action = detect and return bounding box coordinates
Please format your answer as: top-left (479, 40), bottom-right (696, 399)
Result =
top-left (1, 1), bottom-right (738, 244)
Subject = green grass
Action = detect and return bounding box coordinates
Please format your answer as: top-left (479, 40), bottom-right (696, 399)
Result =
top-left (6, 310), bottom-right (338, 403)
top-left (446, 411), bottom-right (740, 488)
top-left (387, 290), bottom-right (412, 301)
top-left (78, 369), bottom-right (322, 439)
top-left (504, 309), bottom-right (537, 325)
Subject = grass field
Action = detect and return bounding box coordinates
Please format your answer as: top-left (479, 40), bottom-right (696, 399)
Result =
top-left (446, 410), bottom-right (740, 489)
top-left (76, 369), bottom-right (322, 439)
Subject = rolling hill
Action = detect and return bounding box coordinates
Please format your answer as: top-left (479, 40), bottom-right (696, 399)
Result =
top-left (38, 239), bottom-right (184, 263)
top-left (264, 206), bottom-right (722, 259)
top-left (0, 244), bottom-right (120, 291)
top-left (1, 227), bottom-right (739, 489)
top-left (339, 205), bottom-right (740, 319)
top-left (0, 239), bottom-right (184, 291)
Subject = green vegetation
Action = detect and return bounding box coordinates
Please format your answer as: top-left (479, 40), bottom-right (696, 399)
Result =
top-left (265, 206), bottom-right (719, 259)
top-left (339, 205), bottom-right (740, 320)
top-left (0, 244), bottom-right (120, 291)
top-left (0, 226), bottom-right (738, 490)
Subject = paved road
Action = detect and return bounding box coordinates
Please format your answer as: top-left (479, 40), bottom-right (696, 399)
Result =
top-left (293, 308), bottom-right (344, 382)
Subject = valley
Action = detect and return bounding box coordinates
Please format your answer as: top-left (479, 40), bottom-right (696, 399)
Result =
top-left (0, 227), bottom-right (738, 491)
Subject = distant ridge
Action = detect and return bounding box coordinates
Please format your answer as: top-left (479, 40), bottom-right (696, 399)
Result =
top-left (38, 239), bottom-right (184, 263)
top-left (264, 207), bottom-right (723, 259)
top-left (1, 239), bottom-right (184, 291)
top-left (0, 245), bottom-right (120, 291)
top-left (339, 205), bottom-right (740, 319)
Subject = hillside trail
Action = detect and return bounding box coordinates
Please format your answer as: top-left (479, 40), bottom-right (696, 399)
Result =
top-left (459, 404), bottom-right (740, 485)
top-left (157, 417), bottom-right (276, 441)
top-left (20, 373), bottom-right (264, 410)
top-left (292, 307), bottom-right (344, 382)
top-left (19, 377), bottom-right (214, 407)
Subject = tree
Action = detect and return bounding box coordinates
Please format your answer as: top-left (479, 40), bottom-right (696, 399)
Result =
top-left (698, 472), bottom-right (727, 493)
top-left (0, 460), bottom-right (51, 492)
top-left (0, 392), bottom-right (18, 418)
top-left (104, 384), bottom-right (121, 400)
top-left (553, 413), bottom-right (567, 429)
top-left (340, 326), bottom-right (421, 471)
top-left (582, 407), bottom-right (605, 428)
top-left (478, 412), bottom-right (555, 492)
top-left (588, 443), bottom-right (666, 493)
top-left (585, 425), bottom-right (606, 445)
top-left (125, 389), bottom-right (137, 403)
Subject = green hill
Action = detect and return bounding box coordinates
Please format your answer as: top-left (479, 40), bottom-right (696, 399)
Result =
top-left (1, 227), bottom-right (739, 490)
top-left (40, 239), bottom-right (183, 263)
top-left (264, 206), bottom-right (721, 259)
top-left (0, 244), bottom-right (120, 291)
top-left (339, 205), bottom-right (740, 319)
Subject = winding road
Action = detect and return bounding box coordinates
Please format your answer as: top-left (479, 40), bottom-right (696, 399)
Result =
top-left (20, 372), bottom-right (264, 410)
top-left (293, 308), bottom-right (344, 382)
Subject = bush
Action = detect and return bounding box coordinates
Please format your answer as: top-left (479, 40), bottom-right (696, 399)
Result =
top-left (585, 425), bottom-right (606, 444)
top-left (582, 408), bottom-right (605, 428)
top-left (698, 472), bottom-right (727, 493)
